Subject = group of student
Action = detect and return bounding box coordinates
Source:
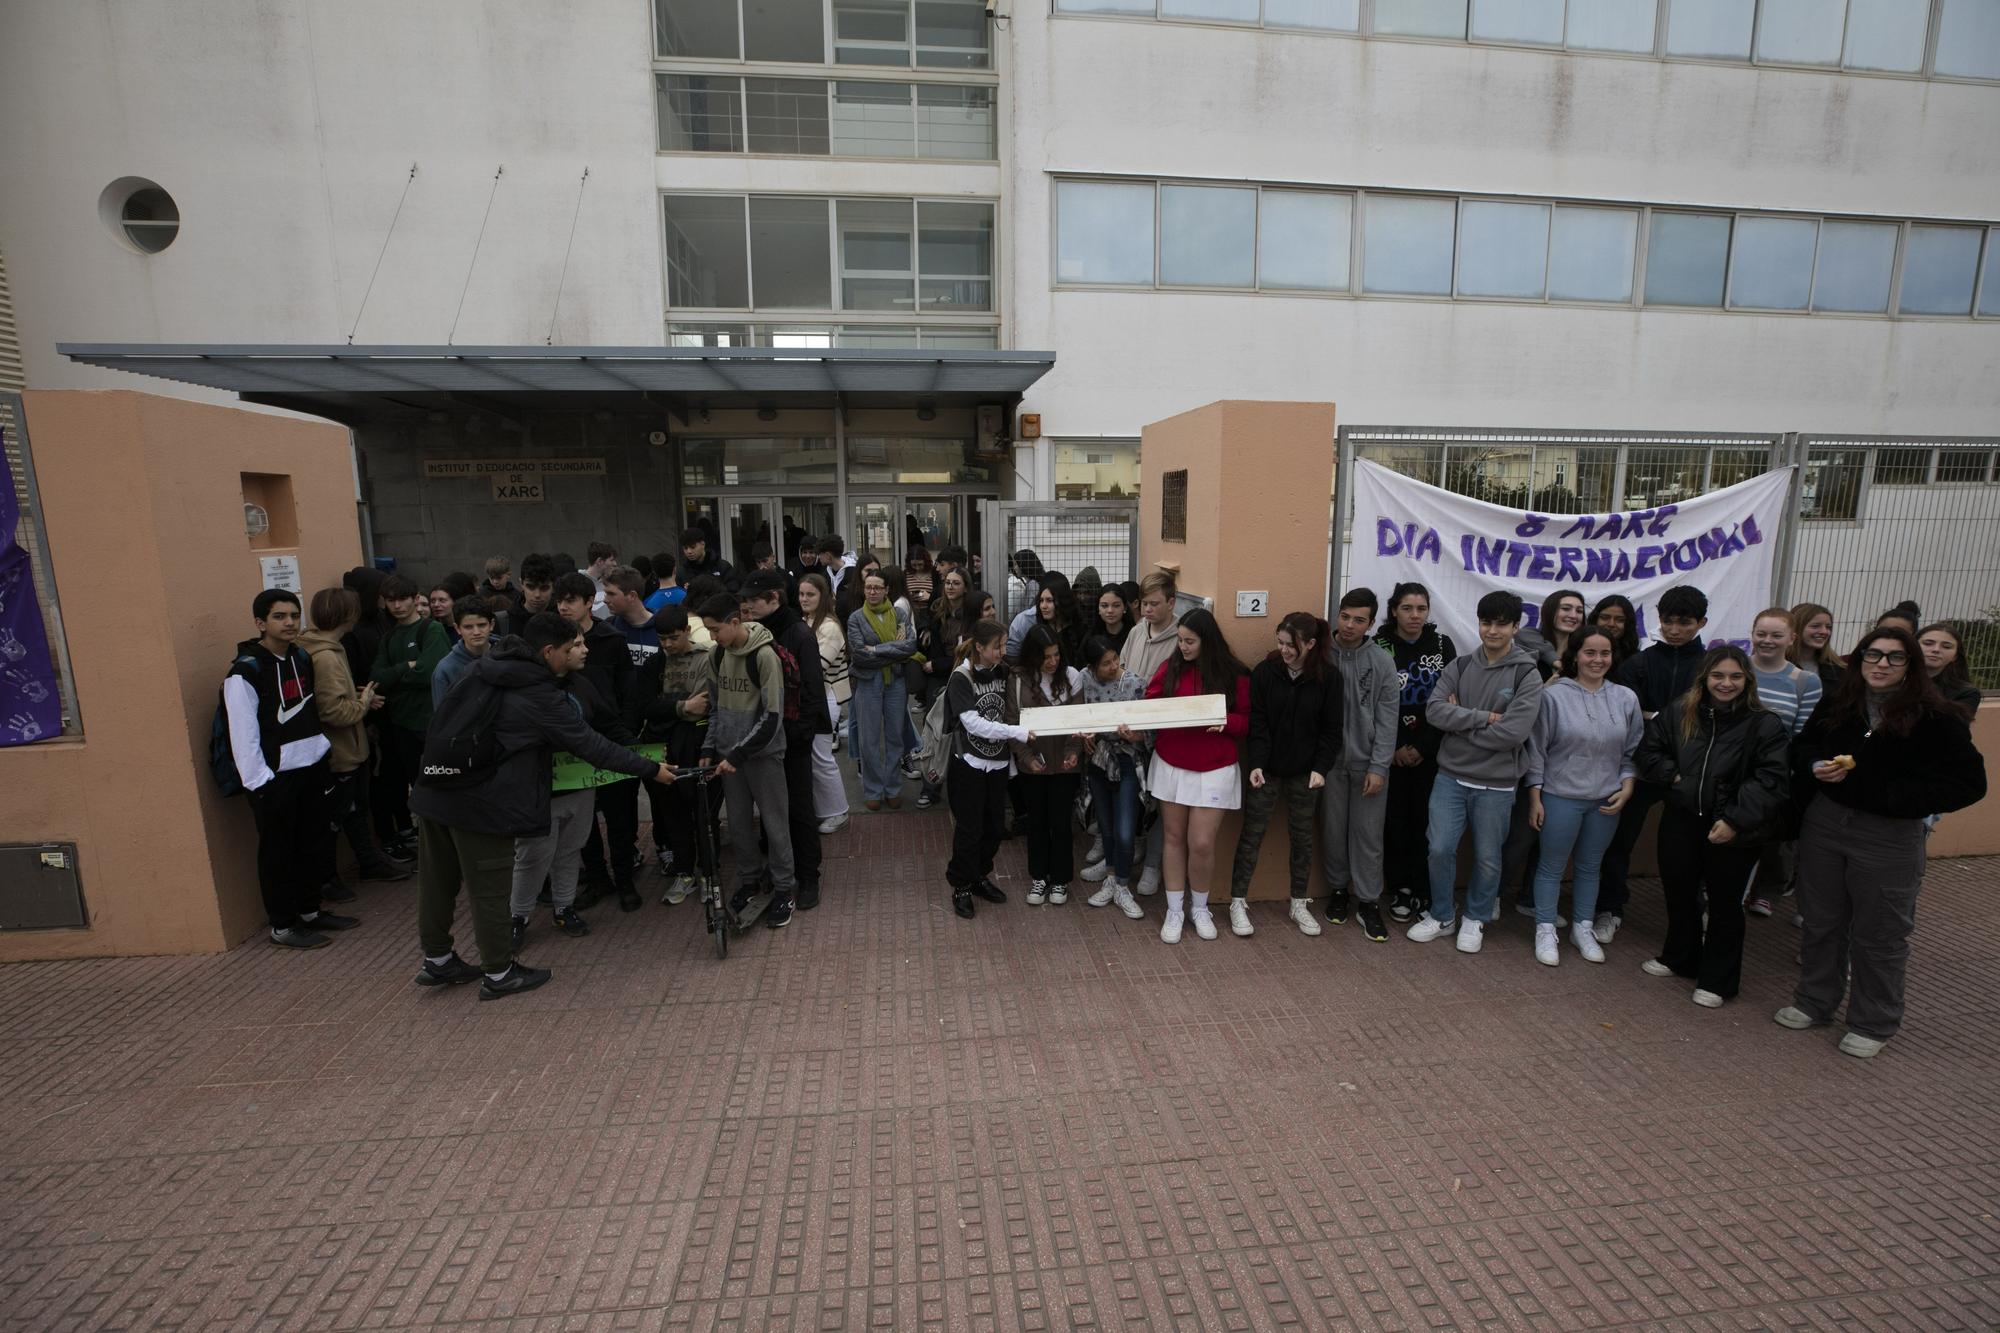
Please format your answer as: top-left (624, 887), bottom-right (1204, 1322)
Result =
top-left (924, 570), bottom-right (1986, 1061)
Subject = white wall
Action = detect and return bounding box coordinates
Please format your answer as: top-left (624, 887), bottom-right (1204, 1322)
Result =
top-left (1007, 14), bottom-right (2000, 450)
top-left (0, 0), bottom-right (663, 393)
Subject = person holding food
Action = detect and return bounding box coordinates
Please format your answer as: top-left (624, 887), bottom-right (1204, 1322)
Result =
top-left (1776, 625), bottom-right (1986, 1059)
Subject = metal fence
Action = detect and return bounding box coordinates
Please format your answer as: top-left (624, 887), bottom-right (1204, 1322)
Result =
top-left (979, 500), bottom-right (1140, 623)
top-left (1334, 425), bottom-right (2000, 689)
top-left (0, 391), bottom-right (82, 735)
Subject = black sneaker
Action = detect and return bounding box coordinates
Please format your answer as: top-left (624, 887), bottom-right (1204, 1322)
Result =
top-left (358, 858), bottom-right (411, 882)
top-left (1325, 891), bottom-right (1350, 925)
top-left (553, 907), bottom-right (590, 937)
top-left (479, 961), bottom-right (553, 1001)
top-left (300, 911), bottom-right (360, 932)
top-left (270, 926), bottom-right (331, 950)
top-left (415, 953), bottom-right (482, 986)
top-left (321, 879), bottom-right (358, 903)
top-left (510, 916), bottom-right (528, 952)
top-left (1357, 901), bottom-right (1389, 942)
top-left (971, 878), bottom-right (1006, 904)
top-left (617, 887), bottom-right (642, 913)
top-left (1387, 888), bottom-right (1416, 923)
top-left (796, 882), bottom-right (821, 912)
top-left (915, 791), bottom-right (935, 809)
top-left (766, 898), bottom-right (794, 929)
top-left (952, 887), bottom-right (976, 919)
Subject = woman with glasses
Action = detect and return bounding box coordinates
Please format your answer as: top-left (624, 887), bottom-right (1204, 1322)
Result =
top-left (1776, 627), bottom-right (1986, 1058)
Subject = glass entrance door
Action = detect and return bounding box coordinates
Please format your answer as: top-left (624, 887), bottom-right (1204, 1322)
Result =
top-left (850, 499), bottom-right (898, 564)
top-left (780, 498), bottom-right (838, 568)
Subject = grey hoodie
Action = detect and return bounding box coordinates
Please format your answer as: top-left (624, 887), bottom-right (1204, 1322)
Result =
top-left (1327, 636), bottom-right (1400, 777)
top-left (1425, 640), bottom-right (1544, 788)
top-left (1523, 676), bottom-right (1643, 801)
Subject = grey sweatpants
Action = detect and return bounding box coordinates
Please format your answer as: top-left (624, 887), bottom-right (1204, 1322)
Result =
top-left (1793, 795), bottom-right (1929, 1041)
top-left (1319, 770), bottom-right (1386, 903)
top-left (723, 752), bottom-right (795, 897)
top-left (511, 789), bottom-right (598, 917)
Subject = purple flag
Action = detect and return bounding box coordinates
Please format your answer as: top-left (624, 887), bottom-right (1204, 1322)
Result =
top-left (0, 428), bottom-right (63, 746)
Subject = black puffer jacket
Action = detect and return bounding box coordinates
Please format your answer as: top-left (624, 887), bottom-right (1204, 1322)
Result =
top-left (1245, 657), bottom-right (1344, 779)
top-left (1634, 699), bottom-right (1792, 844)
top-left (1793, 701), bottom-right (1986, 821)
top-left (409, 637), bottom-right (660, 837)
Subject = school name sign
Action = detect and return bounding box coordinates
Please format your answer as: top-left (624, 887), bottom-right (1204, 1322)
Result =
top-left (1346, 459), bottom-right (1794, 649)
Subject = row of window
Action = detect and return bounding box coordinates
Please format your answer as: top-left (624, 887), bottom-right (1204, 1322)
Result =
top-left (1056, 0), bottom-right (2000, 80)
top-left (664, 194), bottom-right (995, 314)
top-left (657, 73), bottom-right (996, 158)
top-left (1054, 179), bottom-right (2000, 316)
top-left (655, 0), bottom-right (991, 69)
top-left (668, 321), bottom-right (1000, 347)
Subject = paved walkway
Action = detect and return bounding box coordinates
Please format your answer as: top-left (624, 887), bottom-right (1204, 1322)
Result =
top-left (3, 811), bottom-right (1998, 1331)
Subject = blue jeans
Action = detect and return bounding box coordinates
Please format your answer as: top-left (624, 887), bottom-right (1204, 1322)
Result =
top-left (851, 673), bottom-right (907, 802)
top-left (1087, 756), bottom-right (1142, 881)
top-left (1426, 778), bottom-right (1516, 924)
top-left (1532, 793), bottom-right (1619, 927)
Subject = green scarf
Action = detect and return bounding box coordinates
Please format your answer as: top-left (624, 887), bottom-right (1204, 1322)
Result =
top-left (862, 601), bottom-right (900, 684)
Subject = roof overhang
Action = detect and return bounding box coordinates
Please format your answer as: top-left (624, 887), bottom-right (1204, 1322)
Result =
top-left (57, 343), bottom-right (1056, 424)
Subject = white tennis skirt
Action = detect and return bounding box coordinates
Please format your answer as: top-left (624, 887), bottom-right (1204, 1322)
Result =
top-left (1147, 755), bottom-right (1241, 810)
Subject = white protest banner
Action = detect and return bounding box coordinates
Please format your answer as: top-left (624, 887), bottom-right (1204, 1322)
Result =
top-left (1345, 459), bottom-right (1795, 650)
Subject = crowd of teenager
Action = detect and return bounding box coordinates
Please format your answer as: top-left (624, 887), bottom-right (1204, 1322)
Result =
top-left (220, 528), bottom-right (1986, 1055)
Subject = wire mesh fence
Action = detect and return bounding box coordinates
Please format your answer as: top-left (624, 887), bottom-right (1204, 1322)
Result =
top-left (980, 501), bottom-right (1140, 623)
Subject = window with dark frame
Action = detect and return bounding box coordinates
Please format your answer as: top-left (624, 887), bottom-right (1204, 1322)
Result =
top-left (1161, 469), bottom-right (1188, 542)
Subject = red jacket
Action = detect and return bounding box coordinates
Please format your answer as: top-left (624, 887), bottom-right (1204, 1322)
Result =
top-left (1146, 661), bottom-right (1250, 774)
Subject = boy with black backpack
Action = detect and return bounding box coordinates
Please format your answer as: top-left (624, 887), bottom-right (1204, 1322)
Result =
top-left (741, 568), bottom-right (828, 911)
top-left (222, 589), bottom-right (358, 949)
top-left (696, 593), bottom-right (797, 929)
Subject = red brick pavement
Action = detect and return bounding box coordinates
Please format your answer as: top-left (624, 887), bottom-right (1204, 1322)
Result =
top-left (2, 810), bottom-right (1998, 1331)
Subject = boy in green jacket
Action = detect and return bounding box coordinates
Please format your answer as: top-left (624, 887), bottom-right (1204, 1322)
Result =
top-left (372, 573), bottom-right (451, 854)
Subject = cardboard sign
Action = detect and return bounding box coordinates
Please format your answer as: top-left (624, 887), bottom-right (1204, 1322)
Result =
top-left (1019, 694), bottom-right (1226, 737)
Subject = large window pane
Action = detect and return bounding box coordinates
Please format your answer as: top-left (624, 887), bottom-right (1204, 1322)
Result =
top-left (1842, 0), bottom-right (1929, 69)
top-left (1054, 0), bottom-right (1153, 12)
top-left (1755, 0), bottom-right (1846, 63)
top-left (1566, 0), bottom-right (1655, 50)
top-left (838, 199), bottom-right (915, 310)
top-left (1811, 220), bottom-right (1898, 312)
top-left (1548, 206), bottom-right (1638, 301)
top-left (835, 0), bottom-right (910, 64)
top-left (1257, 190), bottom-right (1352, 291)
top-left (1163, 0), bottom-right (1259, 20)
top-left (657, 0), bottom-right (740, 57)
top-left (657, 75), bottom-right (744, 154)
top-left (1644, 212), bottom-right (1731, 306)
top-left (1159, 185), bottom-right (1256, 286)
top-left (1899, 225), bottom-right (1983, 315)
top-left (1470, 0), bottom-right (1564, 45)
top-left (1728, 216), bottom-right (1817, 309)
top-left (1056, 181), bottom-right (1155, 285)
top-left (1264, 0), bottom-right (1361, 30)
top-left (682, 438), bottom-right (837, 487)
top-left (664, 195), bottom-right (749, 308)
top-left (848, 437), bottom-right (995, 484)
top-left (830, 81), bottom-right (914, 156)
top-left (749, 197), bottom-right (832, 308)
top-left (1666, 0), bottom-right (1755, 57)
top-left (745, 78), bottom-right (831, 154)
top-left (1362, 195), bottom-right (1456, 295)
top-left (1935, 0), bottom-right (2000, 78)
top-left (743, 0), bottom-right (826, 60)
top-left (1981, 229), bottom-right (2000, 316)
top-left (1456, 200), bottom-right (1549, 298)
top-left (918, 201), bottom-right (994, 310)
top-left (916, 84), bottom-right (996, 158)
top-left (1373, 0), bottom-right (1469, 38)
top-left (916, 0), bottom-right (991, 66)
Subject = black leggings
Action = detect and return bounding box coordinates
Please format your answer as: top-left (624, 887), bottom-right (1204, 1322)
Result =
top-left (947, 761), bottom-right (1010, 889)
top-left (1382, 761), bottom-right (1437, 894)
top-left (1018, 772), bottom-right (1081, 884)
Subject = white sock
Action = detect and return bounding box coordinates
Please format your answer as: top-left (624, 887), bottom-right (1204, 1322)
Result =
top-left (424, 954), bottom-right (453, 967)
top-left (1191, 891), bottom-right (1209, 913)
top-left (300, 911), bottom-right (319, 922)
top-left (1167, 889), bottom-right (1185, 913)
top-left (486, 968), bottom-right (511, 982)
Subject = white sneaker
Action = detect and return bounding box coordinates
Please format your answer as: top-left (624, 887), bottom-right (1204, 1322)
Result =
top-left (1571, 923), bottom-right (1605, 964)
top-left (1838, 1031), bottom-right (1885, 1059)
top-left (1692, 989), bottom-right (1724, 1008)
top-left (1135, 867), bottom-right (1161, 897)
top-left (1641, 958), bottom-right (1674, 977)
top-left (1048, 883), bottom-right (1068, 906)
top-left (818, 813), bottom-right (849, 835)
top-left (1534, 923), bottom-right (1559, 966)
top-left (1083, 835), bottom-right (1103, 865)
top-left (1161, 910), bottom-right (1184, 944)
top-left (1456, 919), bottom-right (1485, 954)
top-left (1229, 900), bottom-right (1254, 937)
top-left (1026, 879), bottom-right (1047, 906)
top-left (1289, 899), bottom-right (1322, 937)
top-left (1407, 912), bottom-right (1455, 943)
top-left (1191, 907), bottom-right (1218, 941)
top-left (1593, 913), bottom-right (1621, 944)
top-left (1112, 884), bottom-right (1144, 919)
top-left (1086, 878), bottom-right (1118, 908)
top-left (661, 875), bottom-right (694, 906)
top-left (1080, 858), bottom-right (1110, 883)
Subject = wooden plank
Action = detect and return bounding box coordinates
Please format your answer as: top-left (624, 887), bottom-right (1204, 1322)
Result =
top-left (1018, 694), bottom-right (1226, 736)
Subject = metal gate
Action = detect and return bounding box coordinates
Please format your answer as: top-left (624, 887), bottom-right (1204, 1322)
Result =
top-left (979, 500), bottom-right (1141, 622)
